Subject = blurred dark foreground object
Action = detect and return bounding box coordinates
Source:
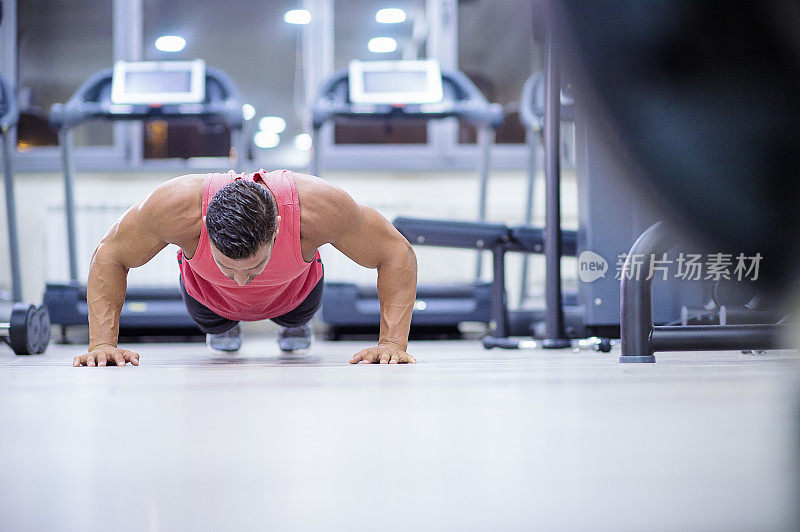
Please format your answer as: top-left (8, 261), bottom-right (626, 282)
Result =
top-left (552, 0), bottom-right (800, 300)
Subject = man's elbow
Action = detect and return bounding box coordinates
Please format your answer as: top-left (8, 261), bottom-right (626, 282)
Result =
top-left (396, 238), bottom-right (417, 276)
top-left (89, 242), bottom-right (129, 274)
top-left (89, 242), bottom-right (110, 270)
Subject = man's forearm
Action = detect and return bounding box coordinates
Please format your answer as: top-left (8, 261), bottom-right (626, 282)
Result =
top-left (376, 245), bottom-right (417, 351)
top-left (87, 247), bottom-right (129, 350)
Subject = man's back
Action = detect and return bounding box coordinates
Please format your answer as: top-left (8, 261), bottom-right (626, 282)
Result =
top-left (179, 170), bottom-right (323, 321)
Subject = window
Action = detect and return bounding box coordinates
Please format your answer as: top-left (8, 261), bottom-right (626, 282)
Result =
top-left (16, 0), bottom-right (114, 149)
top-left (142, 0), bottom-right (303, 162)
top-left (457, 0), bottom-right (539, 144)
top-left (333, 0), bottom-right (428, 144)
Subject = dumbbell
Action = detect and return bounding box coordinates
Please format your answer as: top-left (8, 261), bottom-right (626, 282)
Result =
top-left (0, 303), bottom-right (51, 355)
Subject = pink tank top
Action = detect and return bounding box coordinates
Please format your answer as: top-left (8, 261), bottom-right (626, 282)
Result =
top-left (178, 169), bottom-right (323, 321)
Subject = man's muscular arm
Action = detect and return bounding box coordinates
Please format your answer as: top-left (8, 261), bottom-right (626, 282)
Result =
top-left (300, 177), bottom-right (417, 363)
top-left (74, 175), bottom-right (203, 366)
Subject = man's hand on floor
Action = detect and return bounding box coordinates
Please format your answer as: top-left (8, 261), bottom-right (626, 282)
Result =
top-left (73, 345), bottom-right (140, 367)
top-left (349, 343), bottom-right (416, 364)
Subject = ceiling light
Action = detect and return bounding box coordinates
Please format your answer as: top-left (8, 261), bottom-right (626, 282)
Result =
top-left (284, 9), bottom-right (311, 25)
top-left (155, 36), bottom-right (186, 53)
top-left (241, 104), bottom-right (256, 121)
top-left (258, 116), bottom-right (287, 133)
top-left (376, 8), bottom-right (406, 23)
top-left (368, 37), bottom-right (397, 53)
top-left (294, 133), bottom-right (312, 151)
top-left (254, 131), bottom-right (280, 149)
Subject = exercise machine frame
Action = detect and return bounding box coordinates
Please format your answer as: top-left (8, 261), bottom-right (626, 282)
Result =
top-left (619, 222), bottom-right (798, 363)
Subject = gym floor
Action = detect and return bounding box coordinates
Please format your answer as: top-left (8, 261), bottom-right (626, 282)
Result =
top-left (1, 337), bottom-right (798, 531)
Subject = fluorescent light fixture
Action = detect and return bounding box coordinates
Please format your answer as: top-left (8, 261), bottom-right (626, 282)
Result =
top-left (241, 104), bottom-right (256, 121)
top-left (375, 8), bottom-right (406, 23)
top-left (368, 37), bottom-right (397, 53)
top-left (284, 9), bottom-right (311, 24)
top-left (258, 116), bottom-right (287, 133)
top-left (254, 131), bottom-right (280, 149)
top-left (154, 35), bottom-right (186, 53)
top-left (294, 133), bottom-right (312, 151)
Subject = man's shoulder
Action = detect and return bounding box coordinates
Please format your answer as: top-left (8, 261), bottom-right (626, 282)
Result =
top-left (146, 174), bottom-right (205, 210)
top-left (292, 172), bottom-right (358, 243)
top-left (292, 171), bottom-right (331, 194)
top-left (162, 173), bottom-right (207, 198)
top-left (139, 174), bottom-right (206, 244)
top-left (293, 172), bottom-right (351, 211)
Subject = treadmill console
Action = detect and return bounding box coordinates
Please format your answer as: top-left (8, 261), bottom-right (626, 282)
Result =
top-left (348, 59), bottom-right (444, 105)
top-left (312, 64), bottom-right (503, 130)
top-left (50, 62), bottom-right (243, 131)
top-left (111, 60), bottom-right (206, 105)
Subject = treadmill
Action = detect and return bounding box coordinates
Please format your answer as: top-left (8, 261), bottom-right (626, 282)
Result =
top-left (311, 60), bottom-right (504, 338)
top-left (43, 60), bottom-right (245, 340)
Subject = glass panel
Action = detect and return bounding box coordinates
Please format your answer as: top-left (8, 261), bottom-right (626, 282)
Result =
top-left (142, 0), bottom-right (301, 160)
top-left (16, 0), bottom-right (114, 149)
top-left (457, 0), bottom-right (539, 144)
top-left (333, 0), bottom-right (428, 144)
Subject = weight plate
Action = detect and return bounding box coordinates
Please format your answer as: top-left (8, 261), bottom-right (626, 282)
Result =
top-left (9, 303), bottom-right (37, 355)
top-left (31, 308), bottom-right (43, 354)
top-left (28, 306), bottom-right (40, 355)
top-left (712, 279), bottom-right (755, 309)
top-left (36, 305), bottom-right (51, 354)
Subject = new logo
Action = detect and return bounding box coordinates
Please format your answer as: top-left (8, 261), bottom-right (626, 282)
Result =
top-left (578, 250), bottom-right (608, 283)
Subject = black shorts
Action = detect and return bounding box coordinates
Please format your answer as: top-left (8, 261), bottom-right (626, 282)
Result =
top-left (179, 276), bottom-right (324, 334)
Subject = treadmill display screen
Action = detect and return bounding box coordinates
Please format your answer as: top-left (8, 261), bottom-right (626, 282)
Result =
top-left (363, 70), bottom-right (430, 94)
top-left (125, 70), bottom-right (193, 94)
top-left (111, 59), bottom-right (206, 104)
top-left (348, 60), bottom-right (444, 104)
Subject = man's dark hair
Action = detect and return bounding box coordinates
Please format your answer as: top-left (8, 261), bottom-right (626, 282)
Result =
top-left (205, 180), bottom-right (278, 259)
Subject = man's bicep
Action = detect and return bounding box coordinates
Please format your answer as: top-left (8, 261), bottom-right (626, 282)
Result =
top-left (97, 174), bottom-right (200, 269)
top-left (96, 204), bottom-right (169, 269)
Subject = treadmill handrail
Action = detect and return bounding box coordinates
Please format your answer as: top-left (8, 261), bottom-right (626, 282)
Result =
top-left (0, 76), bottom-right (19, 132)
top-left (520, 73), bottom-right (544, 131)
top-left (49, 66), bottom-right (244, 131)
top-left (520, 72), bottom-right (575, 131)
top-left (312, 68), bottom-right (504, 130)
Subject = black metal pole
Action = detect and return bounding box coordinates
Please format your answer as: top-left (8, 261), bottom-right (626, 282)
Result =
top-left (490, 242), bottom-right (509, 338)
top-left (619, 222), bottom-right (679, 363)
top-left (650, 324), bottom-right (794, 352)
top-left (542, 11), bottom-right (570, 349)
